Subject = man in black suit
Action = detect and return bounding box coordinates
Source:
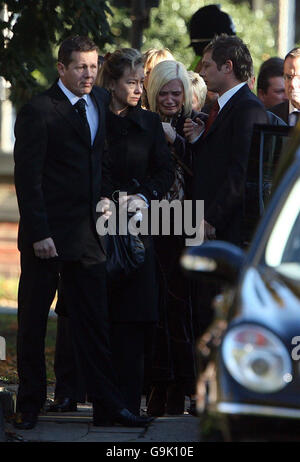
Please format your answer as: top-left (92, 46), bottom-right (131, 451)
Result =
top-left (13, 35), bottom-right (153, 430)
top-left (270, 48), bottom-right (300, 126)
top-left (184, 34), bottom-right (268, 245)
top-left (183, 35), bottom-right (267, 343)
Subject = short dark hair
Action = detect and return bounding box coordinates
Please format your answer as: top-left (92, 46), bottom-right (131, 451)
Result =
top-left (257, 57), bottom-right (284, 93)
top-left (58, 36), bottom-right (98, 67)
top-left (203, 34), bottom-right (253, 82)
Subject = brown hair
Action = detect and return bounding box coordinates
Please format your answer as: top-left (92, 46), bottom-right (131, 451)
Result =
top-left (97, 48), bottom-right (143, 90)
top-left (204, 34), bottom-right (253, 82)
top-left (58, 35), bottom-right (98, 67)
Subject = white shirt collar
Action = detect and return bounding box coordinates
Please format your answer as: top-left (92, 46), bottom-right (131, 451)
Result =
top-left (218, 82), bottom-right (247, 111)
top-left (57, 79), bottom-right (89, 106)
top-left (289, 100), bottom-right (300, 114)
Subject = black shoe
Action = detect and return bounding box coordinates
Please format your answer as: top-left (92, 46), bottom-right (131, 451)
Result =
top-left (14, 412), bottom-right (38, 430)
top-left (46, 397), bottom-right (77, 412)
top-left (187, 398), bottom-right (198, 416)
top-left (114, 408), bottom-right (154, 427)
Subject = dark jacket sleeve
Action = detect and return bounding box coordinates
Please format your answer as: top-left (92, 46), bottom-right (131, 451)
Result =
top-left (205, 100), bottom-right (268, 230)
top-left (14, 102), bottom-right (51, 244)
top-left (138, 114), bottom-right (175, 203)
top-left (173, 111), bottom-right (208, 169)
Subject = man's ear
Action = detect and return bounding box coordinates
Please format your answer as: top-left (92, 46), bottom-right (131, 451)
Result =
top-left (223, 59), bottom-right (233, 74)
top-left (57, 62), bottom-right (65, 78)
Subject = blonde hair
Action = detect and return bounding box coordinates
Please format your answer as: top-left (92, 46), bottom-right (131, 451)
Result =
top-left (188, 71), bottom-right (207, 111)
top-left (147, 60), bottom-right (193, 117)
top-left (97, 48), bottom-right (143, 90)
top-left (143, 48), bottom-right (174, 76)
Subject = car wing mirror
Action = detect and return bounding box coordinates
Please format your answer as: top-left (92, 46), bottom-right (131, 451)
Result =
top-left (180, 240), bottom-right (245, 284)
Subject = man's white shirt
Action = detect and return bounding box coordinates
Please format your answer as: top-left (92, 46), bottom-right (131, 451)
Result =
top-left (58, 79), bottom-right (99, 144)
top-left (191, 81), bottom-right (247, 143)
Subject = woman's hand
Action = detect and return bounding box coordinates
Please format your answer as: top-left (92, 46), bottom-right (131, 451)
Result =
top-left (162, 122), bottom-right (176, 144)
top-left (119, 194), bottom-right (147, 212)
top-left (183, 117), bottom-right (205, 143)
top-left (99, 196), bottom-right (113, 221)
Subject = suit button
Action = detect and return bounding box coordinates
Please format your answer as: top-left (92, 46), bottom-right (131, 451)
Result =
top-left (153, 190), bottom-right (158, 197)
top-left (121, 129), bottom-right (128, 136)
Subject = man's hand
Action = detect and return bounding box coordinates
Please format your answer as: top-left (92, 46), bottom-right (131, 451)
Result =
top-left (33, 237), bottom-right (58, 259)
top-left (183, 117), bottom-right (205, 143)
top-left (162, 122), bottom-right (176, 144)
top-left (99, 196), bottom-right (113, 221)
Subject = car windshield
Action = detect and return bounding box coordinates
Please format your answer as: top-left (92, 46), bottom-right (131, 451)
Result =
top-left (265, 176), bottom-right (300, 280)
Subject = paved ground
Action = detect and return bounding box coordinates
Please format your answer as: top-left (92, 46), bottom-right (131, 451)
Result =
top-left (1, 387), bottom-right (200, 443)
top-left (5, 413), bottom-right (200, 443)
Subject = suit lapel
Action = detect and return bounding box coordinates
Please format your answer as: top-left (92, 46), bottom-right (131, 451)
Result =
top-left (204, 84), bottom-right (248, 139)
top-left (284, 101), bottom-right (289, 124)
top-left (49, 83), bottom-right (91, 147)
top-left (90, 88), bottom-right (106, 148)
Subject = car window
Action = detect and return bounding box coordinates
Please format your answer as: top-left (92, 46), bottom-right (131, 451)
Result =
top-left (243, 125), bottom-right (291, 246)
top-left (265, 176), bottom-right (300, 280)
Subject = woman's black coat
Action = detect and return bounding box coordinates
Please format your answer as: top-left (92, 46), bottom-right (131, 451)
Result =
top-left (102, 105), bottom-right (174, 323)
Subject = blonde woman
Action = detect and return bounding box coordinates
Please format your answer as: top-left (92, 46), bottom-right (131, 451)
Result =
top-left (146, 60), bottom-right (206, 416)
top-left (188, 71), bottom-right (207, 112)
top-left (142, 48), bottom-right (175, 109)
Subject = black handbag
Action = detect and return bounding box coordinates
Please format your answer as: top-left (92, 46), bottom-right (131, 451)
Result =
top-left (106, 211), bottom-right (145, 280)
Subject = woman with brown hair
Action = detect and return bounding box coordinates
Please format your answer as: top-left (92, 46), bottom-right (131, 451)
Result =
top-left (97, 48), bottom-right (174, 416)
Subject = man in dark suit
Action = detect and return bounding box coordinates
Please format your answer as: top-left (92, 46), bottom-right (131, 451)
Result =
top-left (184, 34), bottom-right (268, 245)
top-left (257, 57), bottom-right (286, 109)
top-left (183, 35), bottom-right (268, 345)
top-left (13, 35), bottom-right (153, 430)
top-left (270, 48), bottom-right (300, 126)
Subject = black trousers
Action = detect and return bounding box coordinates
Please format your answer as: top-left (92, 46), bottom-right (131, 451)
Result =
top-left (54, 315), bottom-right (156, 416)
top-left (110, 323), bottom-right (156, 415)
top-left (16, 247), bottom-right (125, 416)
top-left (54, 314), bottom-right (86, 403)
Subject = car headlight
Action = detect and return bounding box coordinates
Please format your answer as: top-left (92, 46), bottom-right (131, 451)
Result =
top-left (222, 324), bottom-right (292, 393)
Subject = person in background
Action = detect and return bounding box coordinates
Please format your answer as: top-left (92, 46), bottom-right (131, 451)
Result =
top-left (257, 57), bottom-right (286, 109)
top-left (188, 71), bottom-right (207, 113)
top-left (142, 48), bottom-right (175, 109)
top-left (145, 60), bottom-right (204, 416)
top-left (188, 4), bottom-right (236, 72)
top-left (269, 48), bottom-right (300, 126)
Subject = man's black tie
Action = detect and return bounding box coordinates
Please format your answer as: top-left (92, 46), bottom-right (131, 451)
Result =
top-left (74, 98), bottom-right (91, 141)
